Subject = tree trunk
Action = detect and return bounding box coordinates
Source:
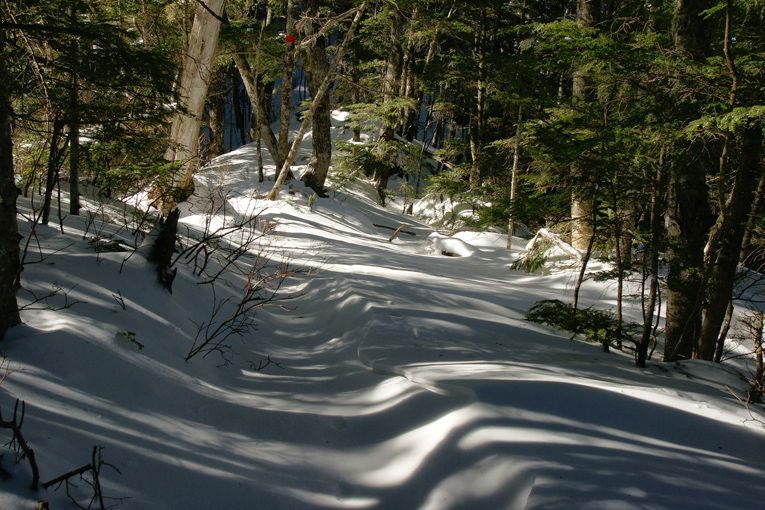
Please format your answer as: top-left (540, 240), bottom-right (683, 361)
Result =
top-left (697, 122), bottom-right (762, 360)
top-left (373, 9), bottom-right (404, 203)
top-left (714, 300), bottom-right (734, 363)
top-left (739, 172), bottom-right (765, 267)
top-left (265, 3), bottom-right (367, 200)
top-left (163, 0), bottom-right (225, 212)
top-left (68, 6), bottom-right (80, 216)
top-left (41, 120), bottom-right (65, 226)
top-left (664, 156), bottom-right (708, 361)
top-left (0, 22), bottom-right (20, 339)
top-left (277, 0), bottom-right (297, 175)
top-left (206, 66), bottom-right (226, 161)
top-left (507, 105), bottom-right (522, 249)
top-left (230, 65), bottom-right (247, 149)
top-left (637, 151), bottom-right (666, 368)
top-left (233, 53), bottom-right (282, 169)
top-left (663, 0), bottom-right (714, 361)
top-left (301, 1), bottom-right (333, 196)
top-left (755, 311), bottom-right (764, 397)
top-left (570, 0), bottom-right (595, 250)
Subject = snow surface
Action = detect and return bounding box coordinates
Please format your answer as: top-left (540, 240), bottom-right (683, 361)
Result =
top-left (2, 111), bottom-right (764, 510)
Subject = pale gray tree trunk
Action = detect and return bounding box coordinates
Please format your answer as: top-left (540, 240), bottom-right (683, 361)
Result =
top-left (507, 106), bottom-right (522, 249)
top-left (570, 0), bottom-right (595, 250)
top-left (163, 0), bottom-right (225, 212)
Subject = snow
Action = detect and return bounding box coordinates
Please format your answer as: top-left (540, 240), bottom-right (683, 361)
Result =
top-left (2, 114), bottom-right (765, 510)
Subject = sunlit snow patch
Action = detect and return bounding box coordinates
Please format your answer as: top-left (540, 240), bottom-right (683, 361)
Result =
top-left (429, 233), bottom-right (480, 257)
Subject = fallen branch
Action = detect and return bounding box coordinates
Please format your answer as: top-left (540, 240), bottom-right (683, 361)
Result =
top-left (0, 399), bottom-right (40, 490)
top-left (47, 445), bottom-right (124, 510)
top-left (388, 224), bottom-right (406, 242)
top-left (373, 223), bottom-right (416, 236)
top-left (726, 385), bottom-right (765, 425)
top-left (43, 463), bottom-right (93, 489)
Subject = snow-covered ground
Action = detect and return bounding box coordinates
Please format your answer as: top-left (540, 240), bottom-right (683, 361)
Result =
top-left (2, 112), bottom-right (764, 509)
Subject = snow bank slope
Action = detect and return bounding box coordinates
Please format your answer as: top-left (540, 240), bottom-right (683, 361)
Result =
top-left (2, 136), bottom-right (764, 510)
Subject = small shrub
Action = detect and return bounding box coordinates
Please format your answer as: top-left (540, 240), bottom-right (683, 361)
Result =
top-left (121, 330), bottom-right (144, 351)
top-left (526, 299), bottom-right (637, 351)
top-left (511, 237), bottom-right (551, 273)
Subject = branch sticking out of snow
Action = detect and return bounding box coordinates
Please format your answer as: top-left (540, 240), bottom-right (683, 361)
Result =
top-left (527, 228), bottom-right (583, 261)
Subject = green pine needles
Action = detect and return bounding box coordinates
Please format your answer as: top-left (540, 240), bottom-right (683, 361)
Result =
top-left (526, 299), bottom-right (638, 352)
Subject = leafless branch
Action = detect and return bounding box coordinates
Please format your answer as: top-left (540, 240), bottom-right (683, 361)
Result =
top-left (0, 399), bottom-right (40, 490)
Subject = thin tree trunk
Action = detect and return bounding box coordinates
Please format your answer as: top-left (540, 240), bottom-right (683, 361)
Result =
top-left (41, 120), bottom-right (66, 226)
top-left (637, 150), bottom-right (666, 368)
top-left (714, 300), bottom-right (734, 362)
top-left (68, 6), bottom-right (80, 216)
top-left (233, 53), bottom-right (281, 168)
top-left (739, 172), bottom-right (765, 267)
top-left (265, 3), bottom-right (367, 200)
top-left (573, 197), bottom-right (604, 352)
top-left (573, 193), bottom-right (598, 310)
top-left (507, 106), bottom-right (522, 249)
top-left (755, 311), bottom-right (764, 396)
top-left (277, 0), bottom-right (297, 174)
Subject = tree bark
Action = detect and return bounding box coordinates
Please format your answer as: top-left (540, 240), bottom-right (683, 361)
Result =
top-left (232, 52), bottom-right (282, 169)
top-left (206, 65), bottom-right (226, 160)
top-left (277, 0), bottom-right (298, 174)
top-left (0, 21), bottom-right (20, 339)
top-left (163, 0), bottom-right (226, 212)
top-left (68, 6), bottom-right (80, 216)
top-left (301, 0), bottom-right (333, 196)
top-left (663, 0), bottom-right (715, 361)
top-left (265, 3), bottom-right (366, 200)
top-left (469, 6), bottom-right (488, 188)
top-left (41, 119), bottom-right (65, 226)
top-left (507, 105), bottom-right (522, 249)
top-left (637, 151), bottom-right (667, 367)
top-left (697, 122), bottom-right (762, 360)
top-left (570, 0), bottom-right (595, 250)
top-left (663, 155), bottom-right (709, 361)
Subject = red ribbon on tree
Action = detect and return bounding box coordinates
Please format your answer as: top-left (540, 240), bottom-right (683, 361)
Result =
top-left (286, 35), bottom-right (296, 43)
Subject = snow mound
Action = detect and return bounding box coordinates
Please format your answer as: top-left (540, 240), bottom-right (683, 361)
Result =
top-left (429, 233), bottom-right (480, 257)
